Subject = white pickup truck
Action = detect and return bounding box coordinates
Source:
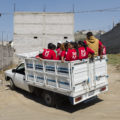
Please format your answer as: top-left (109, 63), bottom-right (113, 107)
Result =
top-left (5, 56), bottom-right (108, 107)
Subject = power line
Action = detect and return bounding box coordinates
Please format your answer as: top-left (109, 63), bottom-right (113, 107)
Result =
top-left (75, 10), bottom-right (120, 13)
top-left (0, 6), bottom-right (120, 15)
top-left (0, 13), bottom-right (13, 16)
top-left (74, 6), bottom-right (120, 13)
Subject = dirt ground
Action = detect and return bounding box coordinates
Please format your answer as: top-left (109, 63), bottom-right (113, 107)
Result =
top-left (0, 65), bottom-right (120, 120)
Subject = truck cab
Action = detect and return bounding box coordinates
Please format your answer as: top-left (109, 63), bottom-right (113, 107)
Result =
top-left (5, 63), bottom-right (30, 92)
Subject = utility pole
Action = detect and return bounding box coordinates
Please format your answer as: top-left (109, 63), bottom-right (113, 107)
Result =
top-left (7, 33), bottom-right (8, 41)
top-left (14, 3), bottom-right (16, 12)
top-left (72, 3), bottom-right (75, 13)
top-left (43, 4), bottom-right (46, 12)
top-left (1, 32), bottom-right (4, 70)
top-left (113, 17), bottom-right (115, 28)
top-left (2, 32), bottom-right (3, 46)
top-left (1, 31), bottom-right (4, 85)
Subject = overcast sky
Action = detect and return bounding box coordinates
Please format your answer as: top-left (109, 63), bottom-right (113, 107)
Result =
top-left (0, 0), bottom-right (120, 41)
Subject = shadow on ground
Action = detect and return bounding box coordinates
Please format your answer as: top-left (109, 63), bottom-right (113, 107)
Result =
top-left (6, 85), bottom-right (103, 113)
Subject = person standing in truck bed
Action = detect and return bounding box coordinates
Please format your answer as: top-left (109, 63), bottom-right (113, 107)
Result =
top-left (84, 32), bottom-right (104, 59)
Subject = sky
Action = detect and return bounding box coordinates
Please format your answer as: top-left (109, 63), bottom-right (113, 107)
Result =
top-left (0, 0), bottom-right (120, 41)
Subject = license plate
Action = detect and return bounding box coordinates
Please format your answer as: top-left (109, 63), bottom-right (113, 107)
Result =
top-left (88, 90), bottom-right (94, 96)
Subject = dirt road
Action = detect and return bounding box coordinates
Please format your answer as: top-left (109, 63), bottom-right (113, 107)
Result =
top-left (0, 65), bottom-right (120, 120)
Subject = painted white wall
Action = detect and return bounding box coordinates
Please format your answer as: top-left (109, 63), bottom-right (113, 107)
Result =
top-left (14, 12), bottom-right (74, 54)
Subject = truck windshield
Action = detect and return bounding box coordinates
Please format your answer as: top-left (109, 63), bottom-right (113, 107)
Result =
top-left (16, 63), bottom-right (25, 75)
top-left (17, 63), bottom-right (24, 70)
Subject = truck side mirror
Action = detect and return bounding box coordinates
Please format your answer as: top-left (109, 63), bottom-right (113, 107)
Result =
top-left (12, 69), bottom-right (16, 73)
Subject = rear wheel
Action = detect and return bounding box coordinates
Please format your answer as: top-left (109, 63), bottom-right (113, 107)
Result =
top-left (9, 78), bottom-right (15, 90)
top-left (43, 91), bottom-right (56, 107)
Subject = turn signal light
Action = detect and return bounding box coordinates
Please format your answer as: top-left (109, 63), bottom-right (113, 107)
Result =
top-left (75, 96), bottom-right (82, 102)
top-left (100, 86), bottom-right (106, 92)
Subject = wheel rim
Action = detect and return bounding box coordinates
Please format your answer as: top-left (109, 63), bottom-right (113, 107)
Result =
top-left (45, 94), bottom-right (52, 105)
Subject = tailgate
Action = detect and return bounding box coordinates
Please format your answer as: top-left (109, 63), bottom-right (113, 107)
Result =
top-left (72, 56), bottom-right (108, 97)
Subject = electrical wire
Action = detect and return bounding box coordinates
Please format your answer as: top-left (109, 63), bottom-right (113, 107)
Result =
top-left (0, 6), bottom-right (120, 15)
top-left (74, 6), bottom-right (120, 13)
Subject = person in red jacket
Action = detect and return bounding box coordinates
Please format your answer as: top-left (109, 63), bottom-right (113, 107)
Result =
top-left (99, 45), bottom-right (106, 55)
top-left (52, 44), bottom-right (58, 58)
top-left (56, 47), bottom-right (62, 60)
top-left (78, 41), bottom-right (94, 60)
top-left (65, 42), bottom-right (78, 61)
top-left (56, 41), bottom-right (62, 60)
top-left (36, 43), bottom-right (57, 60)
top-left (60, 43), bottom-right (66, 62)
top-left (102, 46), bottom-right (106, 55)
top-left (56, 48), bottom-right (62, 60)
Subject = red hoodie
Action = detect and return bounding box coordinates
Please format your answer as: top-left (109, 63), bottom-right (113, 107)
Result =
top-left (102, 46), bottom-right (106, 55)
top-left (78, 47), bottom-right (94, 60)
top-left (66, 49), bottom-right (78, 61)
top-left (56, 48), bottom-right (62, 60)
top-left (36, 49), bottom-right (57, 60)
top-left (61, 50), bottom-right (66, 58)
top-left (99, 45), bottom-right (106, 55)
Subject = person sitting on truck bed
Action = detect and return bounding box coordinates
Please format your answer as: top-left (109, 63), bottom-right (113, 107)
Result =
top-left (60, 42), bottom-right (71, 62)
top-left (56, 41), bottom-right (62, 50)
top-left (52, 44), bottom-right (58, 58)
top-left (56, 41), bottom-right (70, 62)
top-left (78, 41), bottom-right (94, 60)
top-left (102, 45), bottom-right (106, 55)
top-left (56, 41), bottom-right (63, 60)
top-left (84, 32), bottom-right (104, 59)
top-left (55, 42), bottom-right (67, 62)
top-left (36, 43), bottom-right (57, 60)
top-left (98, 42), bottom-right (106, 56)
top-left (65, 42), bottom-right (78, 61)
top-left (59, 43), bottom-right (66, 62)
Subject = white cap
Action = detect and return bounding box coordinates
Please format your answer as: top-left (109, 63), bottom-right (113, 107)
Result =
top-left (66, 40), bottom-right (72, 42)
top-left (10, 41), bottom-right (14, 47)
top-left (58, 41), bottom-right (62, 44)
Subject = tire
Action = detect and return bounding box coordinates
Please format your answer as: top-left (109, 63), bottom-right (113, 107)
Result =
top-left (9, 78), bottom-right (15, 90)
top-left (43, 91), bottom-right (56, 107)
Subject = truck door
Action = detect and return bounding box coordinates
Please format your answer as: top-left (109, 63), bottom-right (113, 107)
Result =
top-left (13, 63), bottom-right (30, 92)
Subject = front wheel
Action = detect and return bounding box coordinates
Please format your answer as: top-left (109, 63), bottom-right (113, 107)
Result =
top-left (9, 78), bottom-right (15, 90)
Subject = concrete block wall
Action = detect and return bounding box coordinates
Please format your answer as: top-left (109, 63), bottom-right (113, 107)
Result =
top-left (0, 45), bottom-right (14, 70)
top-left (14, 12), bottom-right (74, 54)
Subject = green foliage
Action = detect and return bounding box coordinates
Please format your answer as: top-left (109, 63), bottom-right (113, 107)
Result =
top-left (74, 33), bottom-right (86, 42)
top-left (107, 54), bottom-right (120, 65)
